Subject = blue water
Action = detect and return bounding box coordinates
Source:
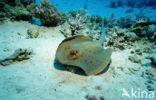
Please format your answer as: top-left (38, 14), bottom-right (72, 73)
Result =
top-left (36, 0), bottom-right (156, 19)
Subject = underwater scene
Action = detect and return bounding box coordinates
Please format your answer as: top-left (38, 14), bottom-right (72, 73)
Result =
top-left (0, 0), bottom-right (156, 100)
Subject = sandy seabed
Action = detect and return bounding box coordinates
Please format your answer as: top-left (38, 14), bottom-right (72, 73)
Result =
top-left (0, 21), bottom-right (155, 100)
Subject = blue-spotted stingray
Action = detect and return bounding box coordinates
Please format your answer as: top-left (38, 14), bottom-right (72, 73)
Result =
top-left (55, 21), bottom-right (112, 75)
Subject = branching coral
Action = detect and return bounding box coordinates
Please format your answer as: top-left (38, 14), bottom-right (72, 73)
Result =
top-left (68, 14), bottom-right (86, 35)
top-left (116, 16), bottom-right (133, 28)
top-left (30, 0), bottom-right (64, 26)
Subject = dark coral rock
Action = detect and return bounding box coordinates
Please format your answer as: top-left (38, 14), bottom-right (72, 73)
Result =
top-left (0, 48), bottom-right (33, 66)
top-left (128, 55), bottom-right (141, 63)
top-left (151, 57), bottom-right (156, 68)
top-left (31, 0), bottom-right (65, 26)
top-left (100, 96), bottom-right (105, 100)
top-left (0, 0), bottom-right (33, 21)
top-left (85, 94), bottom-right (98, 100)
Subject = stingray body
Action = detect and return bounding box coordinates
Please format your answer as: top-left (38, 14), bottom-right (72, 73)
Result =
top-left (55, 35), bottom-right (113, 75)
top-left (56, 20), bottom-right (112, 75)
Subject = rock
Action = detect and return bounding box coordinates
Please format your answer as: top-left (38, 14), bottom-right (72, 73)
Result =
top-left (27, 29), bottom-right (39, 38)
top-left (145, 56), bottom-right (156, 68)
top-left (135, 48), bottom-right (141, 52)
top-left (85, 94), bottom-right (98, 100)
top-left (130, 50), bottom-right (134, 54)
top-left (147, 85), bottom-right (154, 91)
top-left (0, 48), bottom-right (33, 66)
top-left (134, 48), bottom-right (142, 55)
top-left (100, 96), bottom-right (105, 100)
top-left (128, 55), bottom-right (141, 63)
top-left (136, 52), bottom-right (142, 55)
top-left (151, 57), bottom-right (156, 68)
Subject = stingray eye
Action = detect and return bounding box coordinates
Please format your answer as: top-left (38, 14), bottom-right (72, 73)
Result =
top-left (68, 50), bottom-right (81, 60)
top-left (70, 50), bottom-right (78, 55)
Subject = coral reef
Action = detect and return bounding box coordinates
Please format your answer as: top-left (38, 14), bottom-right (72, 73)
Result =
top-left (103, 10), bottom-right (155, 45)
top-left (60, 9), bottom-right (102, 40)
top-left (0, 48), bottom-right (33, 66)
top-left (116, 16), bottom-right (133, 28)
top-left (0, 0), bottom-right (34, 21)
top-left (126, 0), bottom-right (136, 7)
top-left (67, 14), bottom-right (86, 35)
top-left (30, 0), bottom-right (66, 26)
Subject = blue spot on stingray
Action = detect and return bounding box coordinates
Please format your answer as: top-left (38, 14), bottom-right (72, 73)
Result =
top-left (80, 61), bottom-right (82, 63)
top-left (75, 44), bottom-right (79, 49)
top-left (88, 67), bottom-right (94, 71)
top-left (81, 55), bottom-right (84, 57)
top-left (96, 60), bottom-right (98, 62)
top-left (93, 52), bottom-right (95, 55)
top-left (97, 64), bottom-right (101, 67)
top-left (76, 58), bottom-right (79, 60)
top-left (91, 68), bottom-right (94, 71)
top-left (83, 65), bottom-right (86, 68)
top-left (97, 49), bottom-right (100, 52)
top-left (85, 49), bottom-right (87, 51)
top-left (90, 56), bottom-right (94, 58)
top-left (95, 55), bottom-right (102, 58)
top-left (84, 60), bottom-right (87, 62)
top-left (99, 53), bottom-right (102, 55)
top-left (76, 62), bottom-right (79, 64)
top-left (89, 50), bottom-right (91, 53)
top-left (88, 55), bottom-right (91, 58)
top-left (90, 61), bottom-right (92, 63)
top-left (92, 64), bottom-right (96, 67)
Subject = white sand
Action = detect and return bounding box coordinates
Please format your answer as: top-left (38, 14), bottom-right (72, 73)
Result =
top-left (0, 21), bottom-right (155, 100)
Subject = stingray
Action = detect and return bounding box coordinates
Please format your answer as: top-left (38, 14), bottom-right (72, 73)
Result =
top-left (55, 21), bottom-right (113, 75)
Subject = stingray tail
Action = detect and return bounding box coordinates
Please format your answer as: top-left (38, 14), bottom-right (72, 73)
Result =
top-left (98, 19), bottom-right (106, 46)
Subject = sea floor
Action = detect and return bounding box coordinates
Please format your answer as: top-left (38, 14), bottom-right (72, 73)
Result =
top-left (0, 21), bottom-right (155, 100)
